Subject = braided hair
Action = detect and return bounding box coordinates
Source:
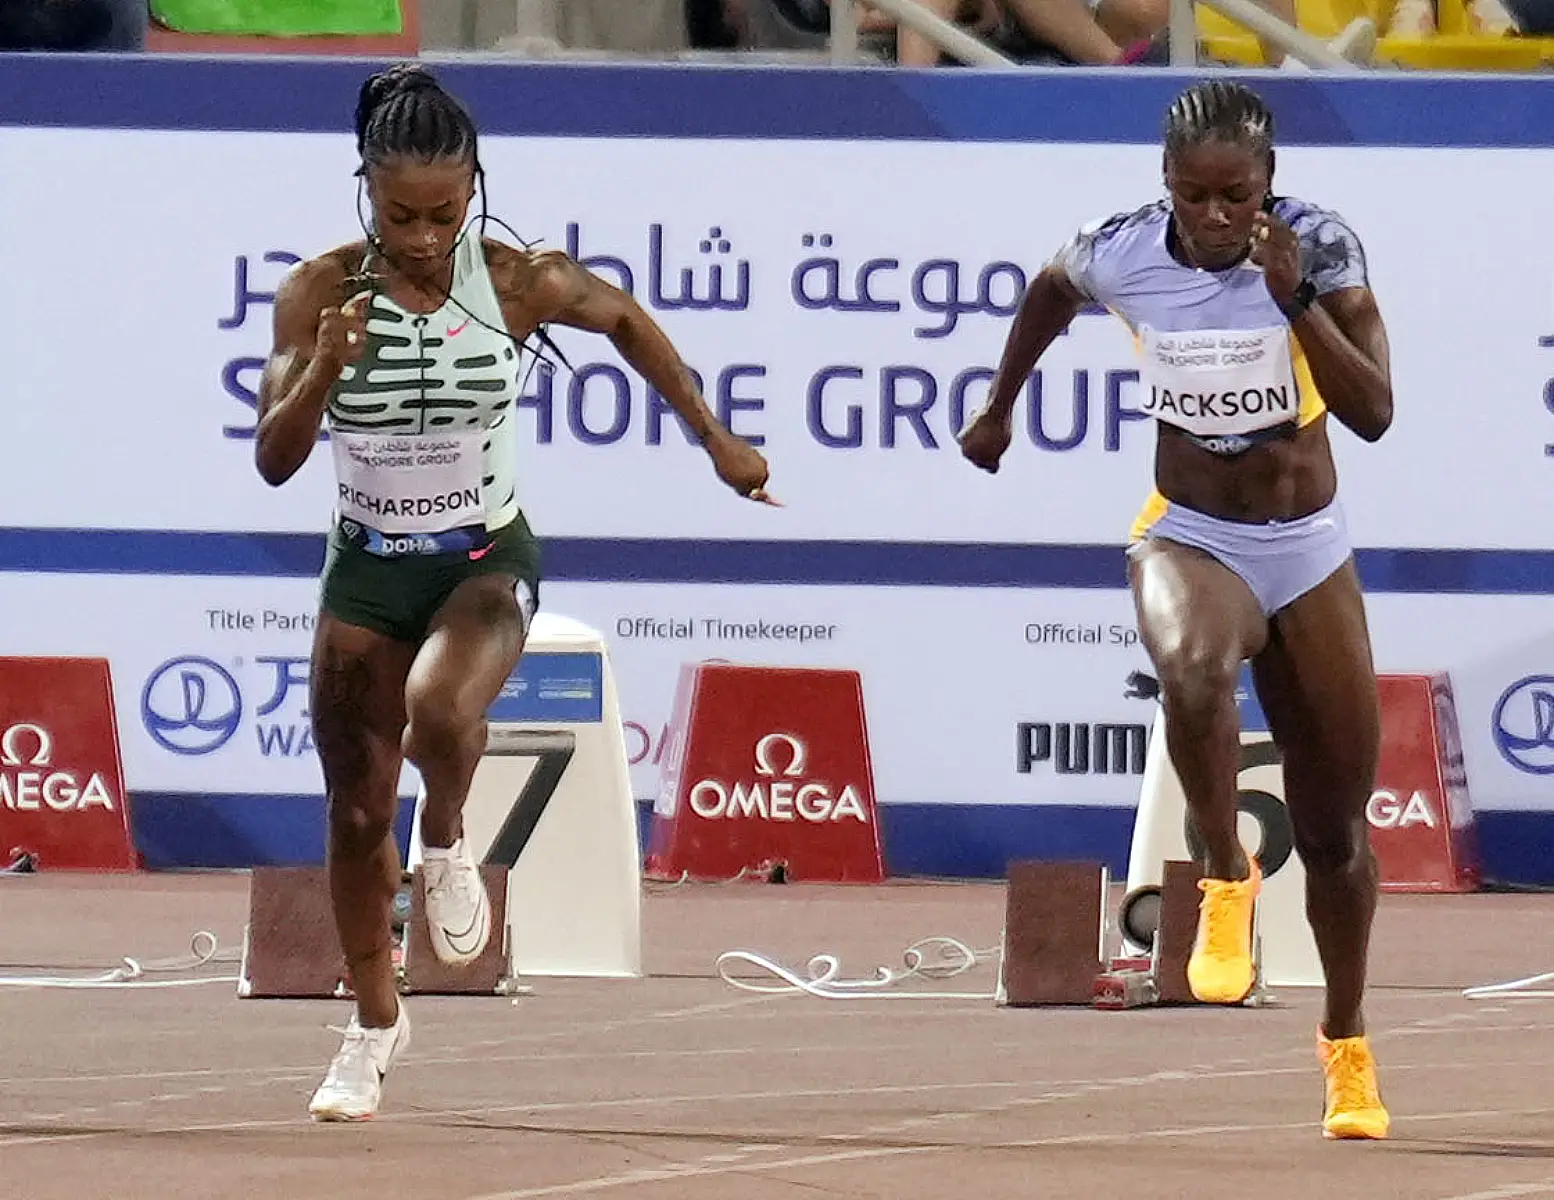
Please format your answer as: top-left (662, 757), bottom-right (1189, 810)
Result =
top-left (353, 62), bottom-right (479, 176)
top-left (1163, 80), bottom-right (1274, 169)
top-left (347, 63), bottom-right (575, 378)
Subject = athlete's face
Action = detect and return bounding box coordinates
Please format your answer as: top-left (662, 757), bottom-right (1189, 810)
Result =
top-left (1164, 139), bottom-right (1272, 270)
top-left (367, 158), bottom-right (475, 282)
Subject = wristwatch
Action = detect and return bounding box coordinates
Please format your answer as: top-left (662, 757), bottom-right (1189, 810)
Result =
top-left (1279, 279), bottom-right (1317, 321)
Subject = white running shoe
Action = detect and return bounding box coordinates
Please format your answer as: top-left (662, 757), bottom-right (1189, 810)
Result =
top-left (308, 1001), bottom-right (411, 1122)
top-left (422, 837), bottom-right (492, 966)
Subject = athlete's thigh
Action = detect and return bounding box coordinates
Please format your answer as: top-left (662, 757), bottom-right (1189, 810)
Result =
top-left (406, 573), bottom-right (526, 723)
top-left (310, 613), bottom-right (416, 808)
top-left (1128, 538), bottom-right (1268, 677)
top-left (1250, 559), bottom-right (1379, 827)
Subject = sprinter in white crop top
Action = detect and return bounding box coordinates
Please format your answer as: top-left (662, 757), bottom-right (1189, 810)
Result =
top-left (253, 62), bottom-right (777, 1125)
top-left (959, 80), bottom-right (1395, 1142)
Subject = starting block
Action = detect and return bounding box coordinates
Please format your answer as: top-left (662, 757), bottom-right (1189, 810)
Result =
top-left (236, 867), bottom-right (339, 999)
top-left (407, 614), bottom-right (644, 979)
top-left (237, 864), bottom-right (512, 999)
top-left (997, 860), bottom-right (1108, 1006)
top-left (1127, 670), bottom-right (1323, 989)
top-left (239, 613), bottom-right (643, 994)
top-left (996, 858), bottom-right (1268, 1011)
top-left (401, 865), bottom-right (510, 995)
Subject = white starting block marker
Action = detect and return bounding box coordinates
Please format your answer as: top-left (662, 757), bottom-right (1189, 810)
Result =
top-left (408, 613), bottom-right (643, 980)
top-left (1124, 666), bottom-right (1323, 990)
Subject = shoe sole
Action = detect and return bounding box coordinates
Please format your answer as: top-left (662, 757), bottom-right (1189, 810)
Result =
top-left (308, 1012), bottom-right (409, 1122)
top-left (1188, 979), bottom-right (1256, 1004)
top-left (1323, 1116), bottom-right (1389, 1140)
top-left (1187, 960), bottom-right (1256, 1004)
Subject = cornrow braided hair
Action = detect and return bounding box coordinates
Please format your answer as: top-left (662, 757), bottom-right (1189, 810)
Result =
top-left (353, 62), bottom-right (478, 175)
top-left (1164, 80), bottom-right (1274, 165)
top-left (347, 63), bottom-right (576, 378)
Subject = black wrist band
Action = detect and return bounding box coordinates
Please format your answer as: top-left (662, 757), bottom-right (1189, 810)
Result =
top-left (1279, 279), bottom-right (1316, 320)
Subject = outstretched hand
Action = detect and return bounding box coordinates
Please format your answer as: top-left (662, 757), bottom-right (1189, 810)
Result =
top-left (707, 430), bottom-right (782, 506)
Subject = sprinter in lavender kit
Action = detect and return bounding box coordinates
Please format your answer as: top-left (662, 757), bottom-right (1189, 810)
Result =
top-left (961, 80), bottom-right (1393, 1140)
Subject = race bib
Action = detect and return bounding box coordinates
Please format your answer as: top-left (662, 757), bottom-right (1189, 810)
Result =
top-left (1138, 326), bottom-right (1299, 439)
top-left (330, 430), bottom-right (486, 535)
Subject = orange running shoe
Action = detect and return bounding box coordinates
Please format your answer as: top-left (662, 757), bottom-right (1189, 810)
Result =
top-left (1186, 859), bottom-right (1262, 1004)
top-left (1317, 1031), bottom-right (1390, 1140)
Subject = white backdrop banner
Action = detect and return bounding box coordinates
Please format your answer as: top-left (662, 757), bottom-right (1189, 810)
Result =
top-left (5, 68), bottom-right (1554, 847)
top-left (2, 128), bottom-right (1553, 550)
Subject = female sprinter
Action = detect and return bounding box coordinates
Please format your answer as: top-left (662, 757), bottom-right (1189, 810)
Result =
top-left (959, 80), bottom-right (1393, 1141)
top-left (255, 63), bottom-right (775, 1121)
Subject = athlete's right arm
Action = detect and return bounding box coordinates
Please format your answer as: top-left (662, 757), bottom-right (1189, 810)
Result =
top-left (958, 265), bottom-right (1086, 474)
top-left (253, 262), bottom-right (367, 487)
top-left (982, 265), bottom-right (1087, 424)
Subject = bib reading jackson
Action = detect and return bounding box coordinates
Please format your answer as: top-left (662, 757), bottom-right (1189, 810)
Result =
top-left (1139, 325), bottom-right (1297, 438)
top-left (331, 430), bottom-right (486, 535)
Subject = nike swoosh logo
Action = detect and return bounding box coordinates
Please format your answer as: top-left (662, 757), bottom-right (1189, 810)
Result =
top-left (446, 319), bottom-right (471, 337)
top-left (441, 908), bottom-right (487, 956)
top-left (469, 543), bottom-right (493, 561)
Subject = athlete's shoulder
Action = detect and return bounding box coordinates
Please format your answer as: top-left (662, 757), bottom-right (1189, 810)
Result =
top-left (480, 239), bottom-right (583, 310)
top-left (478, 236), bottom-right (527, 273)
top-left (1273, 195), bottom-right (1360, 233)
top-left (1272, 197), bottom-right (1369, 292)
top-left (1052, 202), bottom-right (1165, 300)
top-left (265, 247), bottom-right (367, 346)
top-left (1069, 201), bottom-right (1168, 256)
top-left (277, 243), bottom-right (368, 312)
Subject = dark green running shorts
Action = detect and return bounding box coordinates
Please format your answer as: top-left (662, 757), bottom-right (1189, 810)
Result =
top-left (319, 511), bottom-right (543, 644)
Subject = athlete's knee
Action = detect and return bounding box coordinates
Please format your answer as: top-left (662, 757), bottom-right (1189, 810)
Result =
top-left (1294, 813), bottom-right (1375, 879)
top-left (402, 691), bottom-right (486, 768)
top-left (329, 794), bottom-right (396, 860)
top-left (1153, 633), bottom-right (1241, 723)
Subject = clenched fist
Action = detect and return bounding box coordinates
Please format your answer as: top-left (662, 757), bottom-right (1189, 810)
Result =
top-left (315, 289), bottom-right (373, 371)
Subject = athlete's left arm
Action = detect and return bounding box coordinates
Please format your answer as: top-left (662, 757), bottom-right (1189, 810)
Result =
top-left (498, 246), bottom-right (774, 501)
top-left (1252, 210), bottom-right (1393, 443)
top-left (1292, 286), bottom-right (1394, 444)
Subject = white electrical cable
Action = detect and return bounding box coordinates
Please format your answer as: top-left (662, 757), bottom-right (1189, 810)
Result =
top-left (716, 936), bottom-right (1002, 1001)
top-left (643, 866), bottom-right (776, 892)
top-left (0, 931), bottom-right (241, 990)
top-left (1463, 970), bottom-right (1554, 1001)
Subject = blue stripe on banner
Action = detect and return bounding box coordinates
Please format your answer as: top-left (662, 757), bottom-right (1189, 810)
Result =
top-left (130, 791), bottom-right (421, 871)
top-left (878, 806), bottom-right (1554, 889)
top-left (5, 528), bottom-right (1554, 593)
top-left (126, 792), bottom-right (1554, 886)
top-left (6, 57), bottom-right (1554, 147)
top-left (877, 801), bottom-right (1136, 879)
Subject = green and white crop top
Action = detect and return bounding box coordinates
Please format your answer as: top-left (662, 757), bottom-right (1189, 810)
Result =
top-left (326, 233), bottom-right (523, 546)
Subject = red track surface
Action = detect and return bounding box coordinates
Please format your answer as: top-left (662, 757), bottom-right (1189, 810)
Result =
top-left (2, 873), bottom-right (1552, 1199)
